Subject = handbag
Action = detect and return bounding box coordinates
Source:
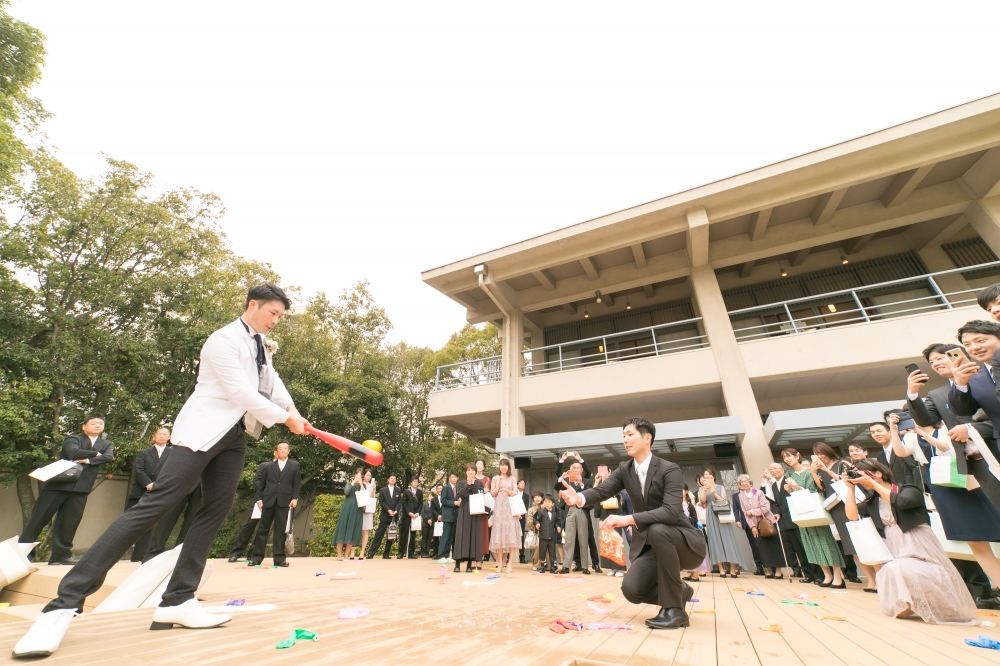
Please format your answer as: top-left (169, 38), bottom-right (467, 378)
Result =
top-left (600, 497), bottom-right (620, 511)
top-left (524, 531), bottom-right (538, 549)
top-left (787, 490), bottom-right (834, 527)
top-left (757, 518), bottom-right (777, 538)
top-left (845, 518), bottom-right (893, 565)
top-left (29, 459), bottom-right (83, 483)
top-left (410, 516), bottom-right (421, 532)
top-left (508, 493), bottom-right (527, 516)
top-left (433, 521), bottom-right (444, 537)
top-left (929, 455), bottom-right (970, 488)
top-left (468, 492), bottom-right (486, 515)
top-left (387, 519), bottom-right (397, 541)
top-left (284, 510), bottom-right (295, 555)
top-left (711, 499), bottom-right (731, 514)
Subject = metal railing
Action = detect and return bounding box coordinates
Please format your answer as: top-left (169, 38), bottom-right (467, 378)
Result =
top-left (728, 260), bottom-right (1000, 342)
top-left (434, 355), bottom-right (501, 390)
top-left (519, 317), bottom-right (708, 376)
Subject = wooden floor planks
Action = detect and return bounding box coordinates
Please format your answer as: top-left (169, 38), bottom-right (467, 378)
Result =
top-left (1, 559), bottom-right (998, 665)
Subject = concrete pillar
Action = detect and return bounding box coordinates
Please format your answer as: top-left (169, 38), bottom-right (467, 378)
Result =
top-left (501, 309), bottom-right (525, 438)
top-left (689, 265), bottom-right (775, 476)
top-left (917, 246), bottom-right (972, 305)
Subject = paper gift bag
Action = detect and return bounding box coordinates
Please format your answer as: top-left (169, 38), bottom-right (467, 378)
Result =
top-left (469, 492), bottom-right (486, 515)
top-left (433, 521), bottom-right (444, 537)
top-left (251, 503), bottom-right (262, 520)
top-left (787, 490), bottom-right (834, 527)
top-left (411, 516), bottom-right (421, 532)
top-left (355, 489), bottom-right (370, 508)
top-left (483, 492), bottom-right (495, 510)
top-left (929, 455), bottom-right (970, 489)
top-left (365, 497), bottom-right (377, 514)
top-left (284, 510), bottom-right (295, 555)
top-left (845, 518), bottom-right (893, 565)
top-left (29, 459), bottom-right (82, 483)
top-left (508, 493), bottom-right (527, 516)
top-left (831, 480), bottom-right (866, 504)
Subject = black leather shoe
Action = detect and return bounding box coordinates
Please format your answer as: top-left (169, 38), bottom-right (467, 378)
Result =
top-left (683, 581), bottom-right (694, 605)
top-left (581, 569), bottom-right (591, 575)
top-left (592, 565), bottom-right (603, 574)
top-left (799, 577), bottom-right (814, 584)
top-left (754, 566), bottom-right (765, 576)
top-left (645, 607), bottom-right (690, 630)
top-left (976, 597), bottom-right (1000, 610)
top-left (559, 567), bottom-right (571, 574)
top-left (227, 556), bottom-right (239, 563)
top-left (249, 561), bottom-right (262, 567)
top-left (792, 568), bottom-right (803, 578)
top-left (277, 561), bottom-right (289, 567)
top-left (830, 581), bottom-right (846, 589)
top-left (48, 559), bottom-right (79, 566)
top-left (846, 575), bottom-right (862, 584)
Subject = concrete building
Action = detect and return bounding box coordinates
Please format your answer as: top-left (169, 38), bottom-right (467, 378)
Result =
top-left (421, 94), bottom-right (1000, 493)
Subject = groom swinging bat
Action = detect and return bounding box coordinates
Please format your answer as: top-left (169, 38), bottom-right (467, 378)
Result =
top-left (559, 417), bottom-right (707, 630)
top-left (13, 284), bottom-right (310, 659)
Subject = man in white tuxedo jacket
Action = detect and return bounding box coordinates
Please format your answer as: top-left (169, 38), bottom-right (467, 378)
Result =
top-left (13, 284), bottom-right (309, 659)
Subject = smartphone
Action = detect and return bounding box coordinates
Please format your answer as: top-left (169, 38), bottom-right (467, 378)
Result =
top-left (810, 454), bottom-right (820, 464)
top-left (904, 362), bottom-right (921, 376)
top-left (946, 347), bottom-right (975, 365)
top-left (597, 465), bottom-right (609, 477)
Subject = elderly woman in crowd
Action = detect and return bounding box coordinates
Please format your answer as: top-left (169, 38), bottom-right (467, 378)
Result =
top-left (735, 474), bottom-right (784, 579)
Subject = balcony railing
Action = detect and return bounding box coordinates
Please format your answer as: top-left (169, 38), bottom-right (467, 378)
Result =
top-left (434, 355), bottom-right (502, 391)
top-left (728, 260), bottom-right (1000, 342)
top-left (520, 317), bottom-right (708, 377)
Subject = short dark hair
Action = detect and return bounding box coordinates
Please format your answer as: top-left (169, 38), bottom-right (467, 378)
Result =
top-left (464, 462), bottom-right (477, 473)
top-left (847, 442), bottom-right (867, 450)
top-left (978, 284), bottom-right (1000, 311)
top-left (82, 414), bottom-right (104, 426)
top-left (958, 319), bottom-right (1000, 343)
top-left (623, 417), bottom-right (656, 442)
top-left (245, 283), bottom-right (291, 310)
top-left (410, 477), bottom-right (419, 483)
top-left (812, 442), bottom-right (839, 461)
top-left (869, 421), bottom-right (889, 431)
top-left (779, 448), bottom-right (800, 461)
top-left (448, 471), bottom-right (458, 478)
top-left (543, 494), bottom-right (555, 502)
top-left (532, 491), bottom-right (543, 499)
top-left (922, 343), bottom-right (955, 361)
top-left (702, 467), bottom-right (717, 479)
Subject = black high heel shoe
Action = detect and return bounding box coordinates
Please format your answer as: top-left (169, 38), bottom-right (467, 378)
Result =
top-left (454, 563), bottom-right (461, 573)
top-left (830, 581), bottom-right (846, 589)
top-left (817, 579), bottom-right (833, 588)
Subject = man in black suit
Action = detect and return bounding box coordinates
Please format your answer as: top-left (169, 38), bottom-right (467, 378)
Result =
top-left (516, 479), bottom-right (529, 563)
top-left (908, 342), bottom-right (1000, 506)
top-left (227, 456), bottom-right (274, 562)
top-left (761, 462), bottom-right (817, 582)
top-left (420, 487), bottom-right (438, 557)
top-left (872, 415), bottom-right (922, 491)
top-left (367, 474), bottom-right (402, 558)
top-left (560, 417), bottom-right (707, 630)
top-left (398, 477), bottom-right (423, 559)
top-left (21, 415), bottom-right (115, 565)
top-left (125, 428), bottom-right (172, 562)
top-left (435, 473), bottom-right (458, 560)
top-left (249, 442), bottom-right (300, 567)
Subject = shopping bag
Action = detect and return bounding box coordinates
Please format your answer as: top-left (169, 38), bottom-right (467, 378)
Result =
top-left (845, 518), bottom-right (893, 565)
top-left (483, 492), bottom-right (495, 510)
top-left (284, 510), bottom-right (295, 555)
top-left (598, 523), bottom-right (626, 567)
top-left (930, 455), bottom-right (973, 489)
top-left (508, 493), bottom-right (527, 516)
top-left (354, 489), bottom-right (369, 508)
top-left (787, 491), bottom-right (834, 527)
top-left (251, 503), bottom-right (262, 520)
top-left (410, 516), bottom-right (421, 532)
top-left (366, 497), bottom-right (377, 514)
top-left (29, 459), bottom-right (83, 483)
top-left (718, 512), bottom-right (736, 524)
top-left (433, 521), bottom-right (444, 537)
top-left (831, 480), bottom-right (866, 504)
top-left (524, 530), bottom-right (538, 549)
top-left (469, 492), bottom-right (486, 515)
top-left (822, 493), bottom-right (840, 511)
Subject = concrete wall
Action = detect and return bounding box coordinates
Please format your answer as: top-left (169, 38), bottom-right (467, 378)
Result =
top-left (0, 477), bottom-right (129, 554)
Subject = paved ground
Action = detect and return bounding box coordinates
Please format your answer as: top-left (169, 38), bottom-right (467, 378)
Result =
top-left (1, 558), bottom-right (999, 665)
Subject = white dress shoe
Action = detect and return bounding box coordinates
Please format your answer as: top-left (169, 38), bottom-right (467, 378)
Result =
top-left (150, 599), bottom-right (231, 630)
top-left (12, 608), bottom-right (76, 658)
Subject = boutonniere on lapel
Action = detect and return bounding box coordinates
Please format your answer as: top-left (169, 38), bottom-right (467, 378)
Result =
top-left (264, 339), bottom-right (279, 356)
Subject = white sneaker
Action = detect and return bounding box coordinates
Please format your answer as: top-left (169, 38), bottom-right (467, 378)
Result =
top-left (12, 608), bottom-right (76, 658)
top-left (150, 599), bottom-right (231, 630)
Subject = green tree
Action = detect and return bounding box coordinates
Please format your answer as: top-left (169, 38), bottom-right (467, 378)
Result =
top-left (0, 0), bottom-right (46, 189)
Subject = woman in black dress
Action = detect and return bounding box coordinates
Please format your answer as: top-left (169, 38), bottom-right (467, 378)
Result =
top-left (453, 463), bottom-right (484, 573)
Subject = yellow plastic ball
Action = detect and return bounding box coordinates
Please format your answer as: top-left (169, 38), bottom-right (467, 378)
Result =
top-left (361, 440), bottom-right (382, 453)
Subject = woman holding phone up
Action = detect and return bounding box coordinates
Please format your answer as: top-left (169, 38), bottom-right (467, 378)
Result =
top-left (782, 448), bottom-right (846, 587)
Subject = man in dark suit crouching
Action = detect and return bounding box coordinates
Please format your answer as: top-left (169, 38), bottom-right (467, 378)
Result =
top-left (249, 442), bottom-right (300, 567)
top-left (559, 417), bottom-right (707, 630)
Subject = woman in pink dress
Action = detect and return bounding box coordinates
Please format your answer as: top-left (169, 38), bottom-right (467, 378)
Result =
top-left (490, 459), bottom-right (523, 573)
top-left (475, 459), bottom-right (491, 558)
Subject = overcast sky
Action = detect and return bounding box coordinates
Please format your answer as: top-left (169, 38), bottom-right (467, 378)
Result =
top-left (13, 0), bottom-right (1000, 349)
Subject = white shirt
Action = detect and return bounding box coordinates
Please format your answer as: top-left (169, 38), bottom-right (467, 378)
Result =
top-left (278, 458), bottom-right (286, 472)
top-left (88, 435), bottom-right (98, 447)
top-left (387, 485), bottom-right (395, 496)
top-left (154, 444), bottom-right (166, 458)
top-left (633, 454), bottom-right (652, 496)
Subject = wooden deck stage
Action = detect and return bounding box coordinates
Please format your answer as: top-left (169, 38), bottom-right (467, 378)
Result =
top-left (1, 558), bottom-right (999, 665)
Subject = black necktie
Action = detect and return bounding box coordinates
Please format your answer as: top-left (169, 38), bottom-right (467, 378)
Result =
top-left (239, 319), bottom-right (266, 375)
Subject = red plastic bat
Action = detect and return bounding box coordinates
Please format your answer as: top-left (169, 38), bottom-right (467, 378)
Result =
top-left (305, 425), bottom-right (383, 466)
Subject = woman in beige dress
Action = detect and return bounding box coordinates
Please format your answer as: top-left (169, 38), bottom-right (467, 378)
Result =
top-left (489, 459), bottom-right (522, 573)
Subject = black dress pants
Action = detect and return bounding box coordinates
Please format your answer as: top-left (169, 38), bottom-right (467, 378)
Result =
top-left (367, 514), bottom-right (396, 558)
top-left (229, 517), bottom-right (260, 559)
top-left (420, 524), bottom-right (435, 556)
top-left (436, 520), bottom-right (455, 558)
top-left (620, 524), bottom-right (704, 609)
top-left (780, 527), bottom-right (821, 579)
top-left (145, 485), bottom-right (203, 561)
top-left (123, 496), bottom-right (155, 562)
top-left (43, 422), bottom-right (246, 612)
top-left (397, 520), bottom-right (417, 558)
top-left (251, 505), bottom-right (290, 565)
top-left (20, 490), bottom-right (89, 563)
